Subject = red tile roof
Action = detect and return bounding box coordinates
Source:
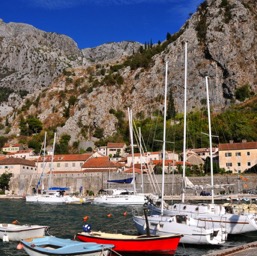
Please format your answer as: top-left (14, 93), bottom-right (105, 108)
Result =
top-left (124, 167), bottom-right (141, 174)
top-left (0, 157), bottom-right (35, 167)
top-left (107, 142), bottom-right (126, 148)
top-left (3, 143), bottom-right (22, 148)
top-left (0, 155), bottom-right (7, 161)
top-left (82, 156), bottom-right (123, 173)
top-left (219, 142), bottom-right (257, 151)
top-left (82, 156), bottom-right (121, 168)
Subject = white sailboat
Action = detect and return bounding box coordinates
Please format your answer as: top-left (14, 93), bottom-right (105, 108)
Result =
top-left (133, 61), bottom-right (227, 245)
top-left (147, 44), bottom-right (257, 234)
top-left (93, 109), bottom-right (149, 205)
top-left (26, 133), bottom-right (83, 204)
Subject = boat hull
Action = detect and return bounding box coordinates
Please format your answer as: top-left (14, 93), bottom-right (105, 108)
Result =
top-left (20, 236), bottom-right (113, 256)
top-left (76, 231), bottom-right (181, 255)
top-left (93, 194), bottom-right (146, 205)
top-left (148, 203), bottom-right (257, 235)
top-left (133, 214), bottom-right (227, 245)
top-left (26, 195), bottom-right (84, 204)
top-left (0, 224), bottom-right (47, 241)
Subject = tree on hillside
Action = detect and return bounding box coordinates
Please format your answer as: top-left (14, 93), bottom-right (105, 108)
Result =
top-left (0, 172), bottom-right (12, 192)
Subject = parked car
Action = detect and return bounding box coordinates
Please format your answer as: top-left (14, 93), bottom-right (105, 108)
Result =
top-left (200, 191), bottom-right (211, 196)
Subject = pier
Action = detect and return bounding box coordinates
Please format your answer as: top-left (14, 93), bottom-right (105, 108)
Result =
top-left (204, 241), bottom-right (257, 256)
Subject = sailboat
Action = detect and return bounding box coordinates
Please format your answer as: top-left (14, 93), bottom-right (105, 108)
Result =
top-left (93, 109), bottom-right (151, 205)
top-left (133, 61), bottom-right (227, 245)
top-left (147, 43), bottom-right (257, 234)
top-left (26, 133), bottom-right (83, 204)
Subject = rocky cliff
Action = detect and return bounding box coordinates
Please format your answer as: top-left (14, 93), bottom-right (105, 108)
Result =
top-left (1, 0), bottom-right (257, 147)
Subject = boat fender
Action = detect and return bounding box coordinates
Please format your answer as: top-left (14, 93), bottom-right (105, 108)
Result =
top-left (17, 243), bottom-right (24, 250)
top-left (3, 234), bottom-right (9, 242)
top-left (83, 224), bottom-right (92, 232)
top-left (83, 216), bottom-right (89, 222)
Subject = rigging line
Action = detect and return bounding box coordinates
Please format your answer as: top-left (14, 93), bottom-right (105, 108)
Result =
top-left (26, 135), bottom-right (46, 194)
top-left (132, 119), bottom-right (161, 195)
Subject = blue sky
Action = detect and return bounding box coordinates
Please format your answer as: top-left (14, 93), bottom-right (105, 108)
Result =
top-left (0, 0), bottom-right (203, 49)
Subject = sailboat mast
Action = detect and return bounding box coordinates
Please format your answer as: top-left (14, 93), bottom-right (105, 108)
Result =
top-left (161, 61), bottom-right (168, 215)
top-left (48, 132), bottom-right (56, 190)
top-left (205, 77), bottom-right (215, 203)
top-left (139, 127), bottom-right (144, 194)
top-left (182, 42), bottom-right (188, 203)
top-left (128, 108), bottom-right (136, 194)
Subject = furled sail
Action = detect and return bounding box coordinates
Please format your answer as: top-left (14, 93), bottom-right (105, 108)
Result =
top-left (107, 177), bottom-right (133, 184)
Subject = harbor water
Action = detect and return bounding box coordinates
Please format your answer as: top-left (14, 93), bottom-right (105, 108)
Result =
top-left (0, 199), bottom-right (257, 256)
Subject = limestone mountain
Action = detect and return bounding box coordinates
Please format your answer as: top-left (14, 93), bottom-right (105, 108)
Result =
top-left (1, 0), bottom-right (257, 148)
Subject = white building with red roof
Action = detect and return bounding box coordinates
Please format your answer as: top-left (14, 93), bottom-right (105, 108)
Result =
top-left (126, 151), bottom-right (179, 167)
top-left (0, 157), bottom-right (36, 176)
top-left (2, 143), bottom-right (24, 153)
top-left (107, 142), bottom-right (127, 158)
top-left (81, 156), bottom-right (123, 173)
top-left (36, 153), bottom-right (93, 173)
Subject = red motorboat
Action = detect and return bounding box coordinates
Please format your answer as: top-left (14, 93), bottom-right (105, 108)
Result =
top-left (75, 231), bottom-right (182, 255)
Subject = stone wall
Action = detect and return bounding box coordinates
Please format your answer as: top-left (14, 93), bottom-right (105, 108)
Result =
top-left (10, 172), bottom-right (257, 196)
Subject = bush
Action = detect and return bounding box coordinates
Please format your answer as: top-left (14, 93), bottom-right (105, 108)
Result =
top-left (235, 84), bottom-right (251, 101)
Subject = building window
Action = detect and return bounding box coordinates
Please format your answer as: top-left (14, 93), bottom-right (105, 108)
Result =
top-left (225, 152), bottom-right (232, 157)
top-left (57, 163), bottom-right (60, 167)
top-left (235, 152), bottom-right (241, 156)
top-left (226, 163), bottom-right (232, 167)
top-left (247, 152), bottom-right (250, 156)
top-left (248, 162), bottom-right (251, 166)
top-left (237, 163), bottom-right (241, 167)
top-left (72, 163), bottom-right (76, 167)
top-left (65, 163), bottom-right (68, 167)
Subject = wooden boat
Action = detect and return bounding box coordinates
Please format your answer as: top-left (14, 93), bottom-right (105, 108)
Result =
top-left (76, 212), bottom-right (182, 256)
top-left (76, 231), bottom-right (182, 255)
top-left (0, 223), bottom-right (48, 241)
top-left (19, 236), bottom-right (114, 256)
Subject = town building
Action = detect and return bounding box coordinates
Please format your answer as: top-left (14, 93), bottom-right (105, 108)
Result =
top-left (36, 153), bottom-right (93, 173)
top-left (219, 141), bottom-right (257, 173)
top-left (2, 143), bottom-right (25, 153)
top-left (106, 142), bottom-right (127, 158)
top-left (0, 157), bottom-right (36, 177)
top-left (6, 149), bottom-right (37, 160)
top-left (126, 151), bottom-right (179, 167)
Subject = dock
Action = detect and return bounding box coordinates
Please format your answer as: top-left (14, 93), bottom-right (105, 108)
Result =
top-left (204, 241), bottom-right (257, 256)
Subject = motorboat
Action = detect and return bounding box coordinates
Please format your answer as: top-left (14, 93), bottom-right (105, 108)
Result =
top-left (0, 222), bottom-right (48, 242)
top-left (19, 236), bottom-right (114, 256)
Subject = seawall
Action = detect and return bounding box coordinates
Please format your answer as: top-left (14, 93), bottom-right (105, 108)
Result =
top-left (9, 173), bottom-right (256, 197)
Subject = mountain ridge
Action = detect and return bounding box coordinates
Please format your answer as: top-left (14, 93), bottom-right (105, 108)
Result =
top-left (0, 0), bottom-right (257, 149)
